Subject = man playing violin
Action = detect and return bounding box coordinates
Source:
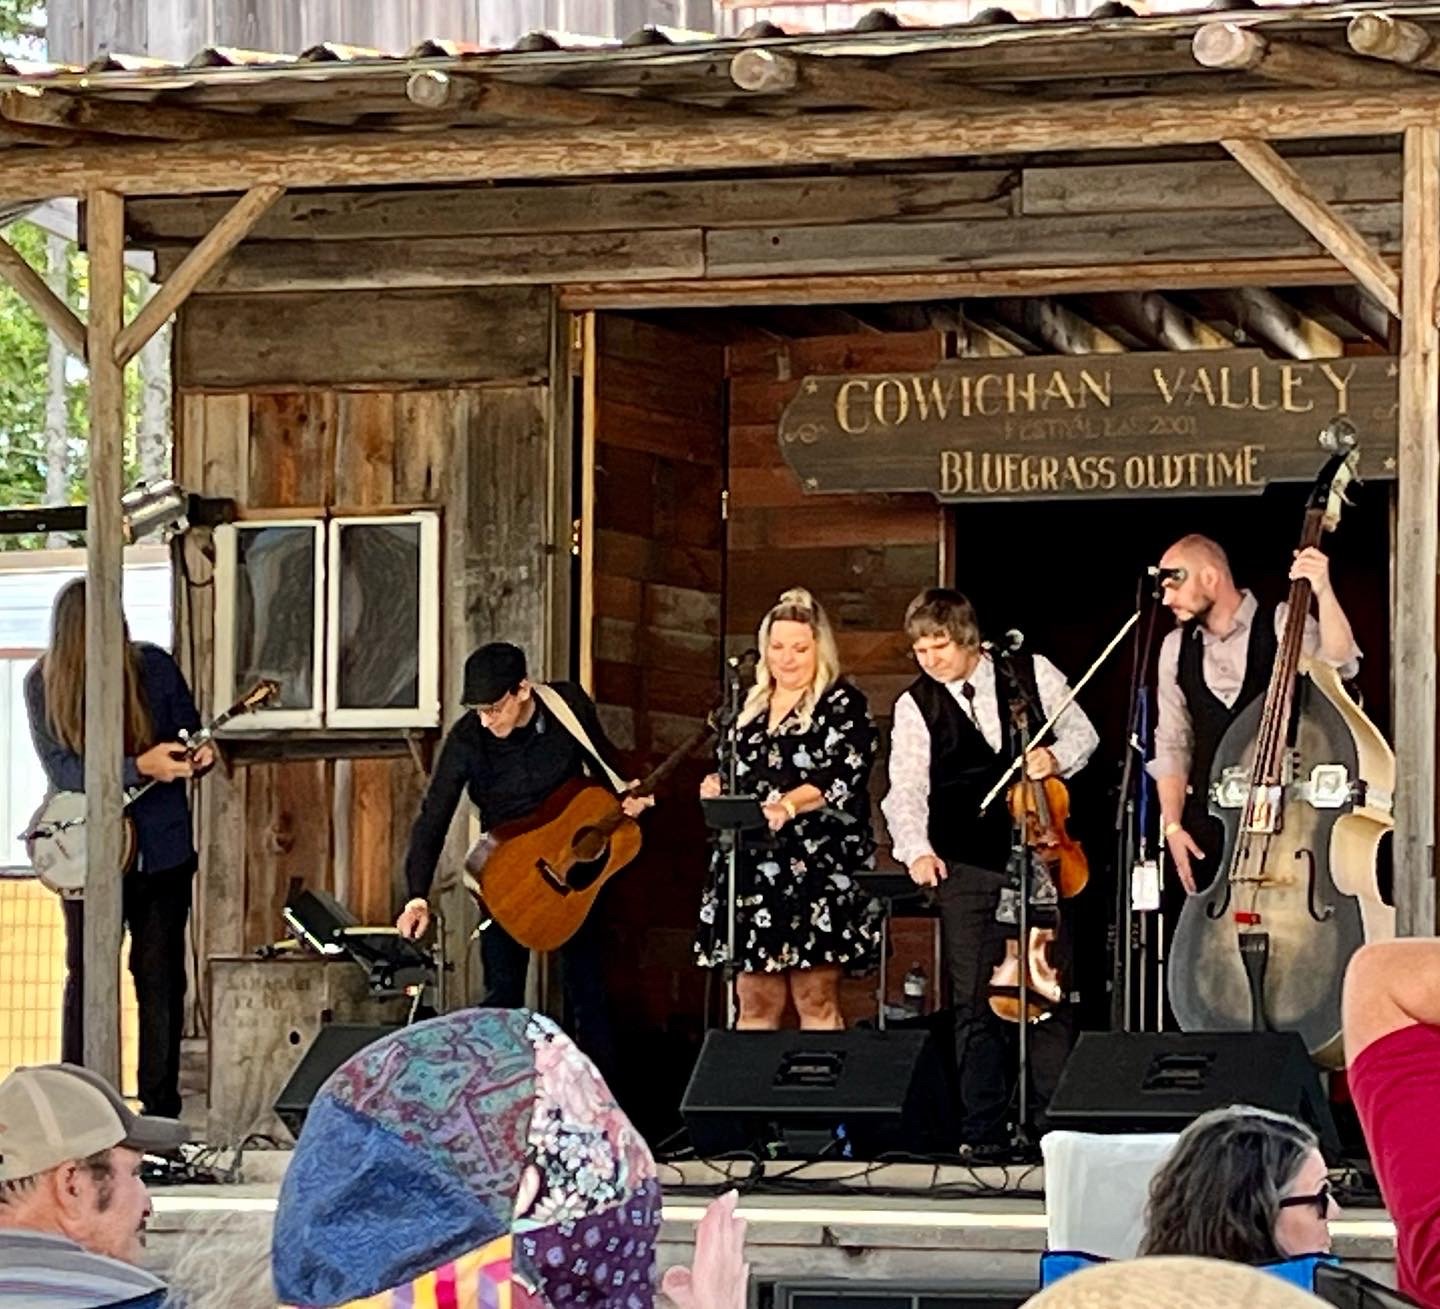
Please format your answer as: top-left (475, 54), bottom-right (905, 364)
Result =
top-left (1149, 534), bottom-right (1361, 897)
top-left (396, 642), bottom-right (652, 1072)
top-left (882, 588), bottom-right (1098, 1150)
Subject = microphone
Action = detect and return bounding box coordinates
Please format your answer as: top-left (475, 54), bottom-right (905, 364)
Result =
top-left (1147, 564), bottom-right (1187, 599)
top-left (981, 629), bottom-right (1025, 655)
top-left (726, 648), bottom-right (761, 686)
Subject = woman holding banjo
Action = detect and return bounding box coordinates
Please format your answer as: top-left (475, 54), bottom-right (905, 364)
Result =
top-left (24, 578), bottom-right (211, 1118)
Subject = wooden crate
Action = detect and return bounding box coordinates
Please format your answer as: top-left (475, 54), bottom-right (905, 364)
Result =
top-left (206, 956), bottom-right (405, 1145)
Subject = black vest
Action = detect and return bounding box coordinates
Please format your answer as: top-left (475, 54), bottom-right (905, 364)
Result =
top-left (908, 654), bottom-right (1045, 874)
top-left (1176, 604), bottom-right (1277, 818)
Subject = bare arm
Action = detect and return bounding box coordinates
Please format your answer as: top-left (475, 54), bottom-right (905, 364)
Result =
top-left (1343, 940), bottom-right (1440, 1065)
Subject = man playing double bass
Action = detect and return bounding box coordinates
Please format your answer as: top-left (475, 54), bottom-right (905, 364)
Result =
top-left (395, 642), bottom-right (652, 1072)
top-left (883, 588), bottom-right (1098, 1150)
top-left (1149, 534), bottom-right (1361, 897)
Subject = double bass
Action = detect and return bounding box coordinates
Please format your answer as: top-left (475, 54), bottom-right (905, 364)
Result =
top-left (1168, 428), bottom-right (1395, 1066)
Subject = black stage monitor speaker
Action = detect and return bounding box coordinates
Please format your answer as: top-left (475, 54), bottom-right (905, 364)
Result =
top-left (680, 1028), bottom-right (955, 1159)
top-left (274, 1023), bottom-right (398, 1138)
top-left (1047, 1031), bottom-right (1340, 1158)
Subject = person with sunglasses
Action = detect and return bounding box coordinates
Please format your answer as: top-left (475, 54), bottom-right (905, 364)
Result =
top-left (1140, 1104), bottom-right (1338, 1265)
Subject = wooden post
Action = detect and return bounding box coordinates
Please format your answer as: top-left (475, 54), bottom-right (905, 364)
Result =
top-left (83, 188), bottom-right (127, 1083)
top-left (1396, 127), bottom-right (1440, 937)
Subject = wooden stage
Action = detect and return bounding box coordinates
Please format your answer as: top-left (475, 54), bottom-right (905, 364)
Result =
top-left (142, 1156), bottom-right (1401, 1301)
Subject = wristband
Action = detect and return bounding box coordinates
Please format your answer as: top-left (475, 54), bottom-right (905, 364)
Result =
top-left (780, 797), bottom-right (798, 821)
top-left (1163, 821), bottom-right (1183, 839)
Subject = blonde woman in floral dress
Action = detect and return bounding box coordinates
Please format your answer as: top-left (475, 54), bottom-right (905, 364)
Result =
top-left (695, 588), bottom-right (881, 1030)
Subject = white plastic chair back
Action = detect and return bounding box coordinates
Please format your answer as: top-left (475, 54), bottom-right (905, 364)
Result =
top-left (1041, 1130), bottom-right (1179, 1259)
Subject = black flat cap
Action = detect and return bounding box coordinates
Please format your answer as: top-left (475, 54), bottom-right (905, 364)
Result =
top-left (462, 642), bottom-right (528, 706)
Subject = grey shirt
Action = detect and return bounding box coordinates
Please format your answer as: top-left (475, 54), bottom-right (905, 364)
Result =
top-left (1148, 589), bottom-right (1361, 784)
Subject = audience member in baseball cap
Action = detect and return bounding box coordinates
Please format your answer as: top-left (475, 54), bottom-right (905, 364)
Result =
top-left (273, 1007), bottom-right (747, 1309)
top-left (0, 1063), bottom-right (188, 1309)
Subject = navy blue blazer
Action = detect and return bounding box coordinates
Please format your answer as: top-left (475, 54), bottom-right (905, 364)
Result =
top-left (25, 643), bottom-right (202, 875)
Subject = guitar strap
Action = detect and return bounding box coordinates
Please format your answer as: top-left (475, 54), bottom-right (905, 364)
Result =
top-left (532, 683), bottom-right (626, 794)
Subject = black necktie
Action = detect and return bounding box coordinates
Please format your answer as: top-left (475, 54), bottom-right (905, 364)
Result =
top-left (960, 681), bottom-right (979, 728)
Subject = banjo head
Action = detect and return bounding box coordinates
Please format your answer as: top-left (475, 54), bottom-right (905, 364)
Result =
top-left (26, 792), bottom-right (89, 897)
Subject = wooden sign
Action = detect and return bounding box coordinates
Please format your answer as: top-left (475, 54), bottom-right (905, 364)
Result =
top-left (777, 350), bottom-right (1398, 501)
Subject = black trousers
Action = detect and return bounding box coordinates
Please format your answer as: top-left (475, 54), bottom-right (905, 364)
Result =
top-left (937, 863), bottom-right (1074, 1144)
top-left (480, 906), bottom-right (615, 1079)
top-left (62, 860), bottom-right (195, 1118)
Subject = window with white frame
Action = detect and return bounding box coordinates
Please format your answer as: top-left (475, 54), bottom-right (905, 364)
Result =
top-left (213, 513), bottom-right (440, 731)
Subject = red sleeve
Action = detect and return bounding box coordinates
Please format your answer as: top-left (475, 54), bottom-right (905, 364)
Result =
top-left (1348, 1022), bottom-right (1440, 1308)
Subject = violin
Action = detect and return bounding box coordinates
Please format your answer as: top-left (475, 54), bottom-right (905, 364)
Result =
top-left (988, 742), bottom-right (1089, 1024)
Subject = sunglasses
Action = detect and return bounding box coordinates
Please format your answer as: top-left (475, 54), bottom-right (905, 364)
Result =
top-left (1278, 1181), bottom-right (1334, 1220)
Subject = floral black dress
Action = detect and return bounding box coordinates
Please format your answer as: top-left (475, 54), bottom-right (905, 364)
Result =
top-left (695, 679), bottom-right (882, 974)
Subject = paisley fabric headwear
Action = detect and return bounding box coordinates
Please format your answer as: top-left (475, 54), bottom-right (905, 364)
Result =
top-left (272, 1009), bottom-right (661, 1309)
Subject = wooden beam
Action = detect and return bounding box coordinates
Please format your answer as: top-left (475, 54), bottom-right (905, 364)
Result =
top-left (1211, 286), bottom-right (1342, 359)
top-left (1394, 123), bottom-right (1439, 937)
top-left (0, 232), bottom-right (87, 358)
top-left (557, 255), bottom-right (1385, 310)
top-left (404, 68), bottom-right (711, 125)
top-left (0, 87), bottom-right (308, 142)
top-left (1191, 24), bottom-right (1438, 90)
top-left (990, 296), bottom-right (1126, 354)
top-left (114, 184), bottom-right (282, 365)
top-left (1348, 13), bottom-right (1440, 74)
top-left (9, 87), bottom-right (1440, 201)
top-left (83, 187), bottom-right (126, 1085)
top-left (153, 228), bottom-right (704, 293)
top-left (1096, 291), bottom-right (1234, 351)
top-left (1222, 137), bottom-right (1401, 319)
top-left (729, 49), bottom-right (1011, 111)
top-left (126, 171), bottom-right (1017, 242)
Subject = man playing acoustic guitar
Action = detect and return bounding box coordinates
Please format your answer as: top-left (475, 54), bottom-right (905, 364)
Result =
top-left (396, 643), bottom-right (652, 1071)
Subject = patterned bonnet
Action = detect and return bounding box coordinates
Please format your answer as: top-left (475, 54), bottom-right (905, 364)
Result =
top-left (272, 1008), bottom-right (661, 1308)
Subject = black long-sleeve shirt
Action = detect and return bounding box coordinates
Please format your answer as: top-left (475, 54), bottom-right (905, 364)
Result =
top-left (403, 681), bottom-right (623, 901)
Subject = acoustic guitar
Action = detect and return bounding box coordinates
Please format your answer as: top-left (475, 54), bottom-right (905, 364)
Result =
top-left (465, 717), bottom-right (714, 951)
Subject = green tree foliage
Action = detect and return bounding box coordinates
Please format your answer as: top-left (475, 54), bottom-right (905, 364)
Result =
top-left (0, 1), bottom-right (44, 53)
top-left (0, 217), bottom-right (149, 548)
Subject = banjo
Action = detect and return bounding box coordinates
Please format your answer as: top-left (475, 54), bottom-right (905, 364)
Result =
top-left (23, 680), bottom-right (277, 898)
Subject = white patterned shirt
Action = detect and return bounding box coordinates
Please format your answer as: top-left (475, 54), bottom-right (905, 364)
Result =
top-left (881, 652), bottom-right (1100, 869)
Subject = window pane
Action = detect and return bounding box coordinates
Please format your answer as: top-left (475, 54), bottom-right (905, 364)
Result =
top-left (335, 522), bottom-right (421, 710)
top-left (235, 526), bottom-right (317, 709)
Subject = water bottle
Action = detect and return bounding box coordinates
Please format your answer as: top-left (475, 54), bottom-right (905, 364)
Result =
top-left (902, 963), bottom-right (928, 1017)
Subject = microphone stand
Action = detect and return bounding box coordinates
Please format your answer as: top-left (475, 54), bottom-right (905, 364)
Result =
top-left (978, 611), bottom-right (1140, 1147)
top-left (1110, 575), bottom-right (1163, 1032)
top-left (713, 661), bottom-right (750, 1030)
top-left (993, 646), bottom-right (1042, 1150)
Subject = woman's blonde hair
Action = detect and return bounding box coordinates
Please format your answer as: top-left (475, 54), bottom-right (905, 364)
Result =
top-left (738, 587), bottom-right (841, 732)
top-left (40, 578), bottom-right (154, 757)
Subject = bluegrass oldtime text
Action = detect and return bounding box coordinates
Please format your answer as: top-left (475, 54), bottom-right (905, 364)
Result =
top-left (777, 350), bottom-right (1399, 501)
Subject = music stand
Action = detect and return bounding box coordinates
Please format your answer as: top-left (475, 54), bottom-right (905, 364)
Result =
top-left (702, 794), bottom-right (769, 1029)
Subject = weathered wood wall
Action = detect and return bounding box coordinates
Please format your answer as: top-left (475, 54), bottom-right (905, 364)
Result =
top-left (174, 286), bottom-right (557, 1003)
top-left (725, 329), bottom-right (945, 755)
top-left (130, 152), bottom-right (1403, 308)
top-left (588, 315), bottom-right (726, 1115)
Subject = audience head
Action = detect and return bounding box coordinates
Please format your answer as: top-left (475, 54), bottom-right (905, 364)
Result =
top-left (273, 1008), bottom-right (661, 1308)
top-left (1024, 1255), bottom-right (1327, 1308)
top-left (1140, 1105), bottom-right (1335, 1263)
top-left (1156, 533), bottom-right (1237, 626)
top-left (742, 587), bottom-right (840, 730)
top-left (0, 1063), bottom-right (187, 1265)
top-left (904, 587), bottom-right (981, 684)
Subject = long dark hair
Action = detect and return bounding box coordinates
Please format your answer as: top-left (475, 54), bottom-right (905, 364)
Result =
top-left (41, 578), bottom-right (154, 757)
top-left (1140, 1105), bottom-right (1318, 1263)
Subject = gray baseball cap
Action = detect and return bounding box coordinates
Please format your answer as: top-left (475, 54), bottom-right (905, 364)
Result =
top-left (0, 1063), bottom-right (189, 1182)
